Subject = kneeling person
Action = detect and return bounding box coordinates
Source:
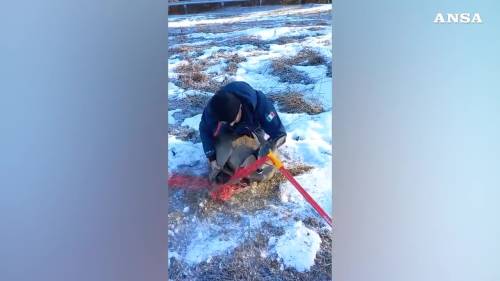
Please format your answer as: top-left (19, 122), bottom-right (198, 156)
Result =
top-left (199, 81), bottom-right (287, 185)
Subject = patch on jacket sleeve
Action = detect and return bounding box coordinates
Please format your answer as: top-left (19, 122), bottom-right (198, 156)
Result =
top-left (213, 121), bottom-right (223, 137)
top-left (266, 111), bottom-right (276, 122)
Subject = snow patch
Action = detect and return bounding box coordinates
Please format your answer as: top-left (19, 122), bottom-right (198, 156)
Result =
top-left (184, 228), bottom-right (240, 264)
top-left (279, 163), bottom-right (333, 217)
top-left (168, 251), bottom-right (181, 267)
top-left (198, 46), bottom-right (229, 59)
top-left (168, 82), bottom-right (183, 98)
top-left (312, 77), bottom-right (333, 110)
top-left (293, 65), bottom-right (327, 81)
top-left (187, 25), bottom-right (328, 42)
top-left (206, 61), bottom-right (228, 75)
top-left (168, 109), bottom-right (181, 125)
top-left (168, 136), bottom-right (204, 172)
top-left (279, 111), bottom-right (332, 166)
top-left (274, 221), bottom-right (321, 272)
top-left (181, 114), bottom-right (202, 130)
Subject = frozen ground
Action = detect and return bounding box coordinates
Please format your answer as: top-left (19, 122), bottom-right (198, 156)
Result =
top-left (168, 4), bottom-right (332, 281)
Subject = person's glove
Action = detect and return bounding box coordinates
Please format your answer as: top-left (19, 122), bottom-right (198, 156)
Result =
top-left (257, 135), bottom-right (286, 157)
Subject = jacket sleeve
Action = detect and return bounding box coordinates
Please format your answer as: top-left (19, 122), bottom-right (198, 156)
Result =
top-left (199, 110), bottom-right (217, 162)
top-left (255, 91), bottom-right (287, 141)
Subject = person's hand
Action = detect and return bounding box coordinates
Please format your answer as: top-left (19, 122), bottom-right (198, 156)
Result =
top-left (208, 160), bottom-right (222, 183)
top-left (210, 160), bottom-right (221, 170)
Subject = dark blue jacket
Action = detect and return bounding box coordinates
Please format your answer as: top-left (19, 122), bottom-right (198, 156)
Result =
top-left (199, 81), bottom-right (286, 161)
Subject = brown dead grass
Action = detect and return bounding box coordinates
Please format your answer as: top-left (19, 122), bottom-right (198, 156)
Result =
top-left (225, 54), bottom-right (247, 75)
top-left (175, 59), bottom-right (220, 93)
top-left (284, 47), bottom-right (327, 66)
top-left (169, 225), bottom-right (332, 281)
top-left (231, 35), bottom-right (269, 49)
top-left (313, 228), bottom-right (333, 277)
top-left (168, 162), bottom-right (331, 281)
top-left (270, 35), bottom-right (309, 45)
top-left (271, 60), bottom-right (314, 84)
top-left (169, 93), bottom-right (212, 112)
top-left (253, 163), bottom-right (315, 194)
top-left (193, 24), bottom-right (241, 35)
top-left (168, 125), bottom-right (200, 143)
top-left (270, 48), bottom-right (327, 84)
top-left (268, 91), bottom-right (325, 115)
top-left (168, 45), bottom-right (195, 56)
top-left (173, 51), bottom-right (238, 92)
top-left (184, 93), bottom-right (212, 108)
top-left (207, 51), bottom-right (247, 75)
top-left (198, 163), bottom-right (314, 218)
top-left (168, 42), bottom-right (214, 58)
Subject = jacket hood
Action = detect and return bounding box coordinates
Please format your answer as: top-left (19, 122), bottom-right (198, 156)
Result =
top-left (218, 81), bottom-right (258, 110)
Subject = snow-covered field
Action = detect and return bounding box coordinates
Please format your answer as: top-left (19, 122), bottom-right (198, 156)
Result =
top-left (168, 4), bottom-right (332, 280)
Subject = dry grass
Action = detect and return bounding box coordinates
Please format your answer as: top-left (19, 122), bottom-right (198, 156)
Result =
top-left (169, 93), bottom-right (212, 112)
top-left (173, 49), bottom-right (239, 92)
top-left (168, 94), bottom-right (211, 133)
top-left (168, 162), bottom-right (331, 281)
top-left (184, 93), bottom-right (212, 108)
top-left (169, 225), bottom-right (331, 281)
top-left (270, 35), bottom-right (309, 45)
top-left (168, 45), bottom-right (195, 56)
top-left (207, 51), bottom-right (247, 75)
top-left (168, 125), bottom-right (200, 143)
top-left (225, 54), bottom-right (247, 75)
top-left (312, 228), bottom-right (332, 277)
top-left (226, 62), bottom-right (239, 75)
top-left (268, 91), bottom-right (325, 115)
top-left (198, 163), bottom-right (314, 218)
top-left (193, 24), bottom-right (237, 35)
top-left (251, 163), bottom-right (315, 194)
top-left (174, 59), bottom-right (221, 93)
top-left (306, 26), bottom-right (325, 32)
top-left (232, 35), bottom-right (269, 49)
top-left (284, 48), bottom-right (327, 66)
top-left (271, 60), bottom-right (314, 84)
top-left (270, 48), bottom-right (327, 84)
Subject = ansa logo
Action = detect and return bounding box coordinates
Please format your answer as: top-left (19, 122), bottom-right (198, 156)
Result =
top-left (434, 13), bottom-right (482, 24)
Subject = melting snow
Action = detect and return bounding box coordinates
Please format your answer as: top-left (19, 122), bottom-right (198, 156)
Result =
top-left (279, 111), bottom-right (333, 166)
top-left (168, 109), bottom-right (181, 124)
top-left (183, 224), bottom-right (242, 265)
top-left (168, 136), bottom-right (204, 172)
top-left (274, 221), bottom-right (322, 272)
top-left (280, 162), bottom-right (333, 216)
top-left (181, 114), bottom-right (202, 130)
